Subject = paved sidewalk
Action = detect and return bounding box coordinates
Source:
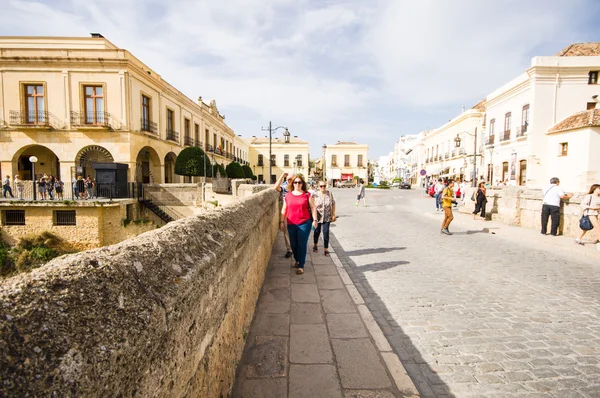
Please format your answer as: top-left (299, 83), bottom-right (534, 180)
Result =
top-left (232, 234), bottom-right (420, 398)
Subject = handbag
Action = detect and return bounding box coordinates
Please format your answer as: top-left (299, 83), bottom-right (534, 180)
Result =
top-left (579, 195), bottom-right (594, 231)
top-left (470, 191), bottom-right (476, 202)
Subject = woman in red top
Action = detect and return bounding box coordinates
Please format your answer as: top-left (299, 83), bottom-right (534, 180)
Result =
top-left (281, 174), bottom-right (318, 274)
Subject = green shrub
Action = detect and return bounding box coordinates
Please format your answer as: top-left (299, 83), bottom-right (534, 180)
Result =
top-left (242, 165), bottom-right (254, 179)
top-left (175, 146), bottom-right (212, 177)
top-left (225, 162), bottom-right (246, 179)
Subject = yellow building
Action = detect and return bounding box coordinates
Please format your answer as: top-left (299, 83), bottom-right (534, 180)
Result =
top-left (246, 135), bottom-right (309, 183)
top-left (0, 35), bottom-right (248, 185)
top-left (323, 141), bottom-right (369, 184)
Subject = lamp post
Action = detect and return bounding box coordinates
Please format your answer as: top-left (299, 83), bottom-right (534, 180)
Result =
top-left (454, 127), bottom-right (478, 187)
top-left (261, 122), bottom-right (289, 184)
top-left (322, 144), bottom-right (327, 183)
top-left (29, 156), bottom-right (38, 200)
top-left (489, 145), bottom-right (495, 184)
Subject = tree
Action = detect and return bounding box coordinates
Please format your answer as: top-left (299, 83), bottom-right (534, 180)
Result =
top-left (225, 162), bottom-right (246, 179)
top-left (174, 147), bottom-right (211, 177)
top-left (242, 165), bottom-right (254, 179)
top-left (213, 163), bottom-right (227, 178)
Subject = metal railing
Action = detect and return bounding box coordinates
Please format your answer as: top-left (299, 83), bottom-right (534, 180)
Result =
top-left (500, 131), bottom-right (511, 142)
top-left (516, 125), bottom-right (527, 137)
top-left (444, 153), bottom-right (449, 159)
top-left (205, 143), bottom-right (214, 152)
top-left (9, 110), bottom-right (64, 129)
top-left (2, 181), bottom-right (141, 201)
top-left (166, 129), bottom-right (179, 142)
top-left (184, 136), bottom-right (195, 146)
top-left (141, 189), bottom-right (185, 222)
top-left (486, 136), bottom-right (495, 145)
top-left (141, 118), bottom-right (158, 135)
top-left (70, 111), bottom-right (114, 128)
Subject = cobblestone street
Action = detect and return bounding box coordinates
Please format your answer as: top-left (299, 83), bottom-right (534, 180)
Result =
top-left (330, 187), bottom-right (600, 397)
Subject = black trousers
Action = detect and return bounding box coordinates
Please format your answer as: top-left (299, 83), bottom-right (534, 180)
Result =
top-left (473, 198), bottom-right (487, 218)
top-left (541, 204), bottom-right (560, 235)
top-left (314, 222), bottom-right (331, 249)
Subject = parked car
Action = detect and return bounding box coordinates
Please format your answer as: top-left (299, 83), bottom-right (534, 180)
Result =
top-left (391, 182), bottom-right (400, 188)
top-left (400, 181), bottom-right (411, 189)
top-left (337, 180), bottom-right (356, 188)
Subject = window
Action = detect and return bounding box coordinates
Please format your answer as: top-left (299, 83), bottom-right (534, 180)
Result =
top-left (489, 118), bottom-right (495, 136)
top-left (344, 154), bottom-right (350, 167)
top-left (2, 210), bottom-right (25, 226)
top-left (271, 154), bottom-right (276, 166)
top-left (84, 86), bottom-right (104, 124)
top-left (521, 105), bottom-right (529, 132)
top-left (141, 95), bottom-right (151, 130)
top-left (589, 71), bottom-right (598, 85)
top-left (502, 162), bottom-right (509, 181)
top-left (54, 210), bottom-right (76, 226)
top-left (331, 155), bottom-right (337, 166)
top-left (195, 123), bottom-right (200, 144)
top-left (205, 129), bottom-right (210, 149)
top-left (284, 154), bottom-right (290, 167)
top-left (297, 155), bottom-right (303, 167)
top-left (559, 142), bottom-right (568, 156)
top-left (24, 84), bottom-right (45, 123)
top-left (258, 154), bottom-right (264, 166)
top-left (167, 109), bottom-right (174, 132)
top-left (587, 102), bottom-right (596, 110)
top-left (358, 154), bottom-right (363, 167)
top-left (184, 118), bottom-right (190, 138)
top-left (258, 174), bottom-right (263, 183)
top-left (504, 112), bottom-right (511, 132)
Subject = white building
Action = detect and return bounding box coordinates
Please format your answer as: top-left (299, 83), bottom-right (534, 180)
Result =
top-left (323, 141), bottom-right (368, 184)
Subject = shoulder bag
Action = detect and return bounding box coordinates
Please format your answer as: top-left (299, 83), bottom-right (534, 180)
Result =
top-left (579, 195), bottom-right (594, 231)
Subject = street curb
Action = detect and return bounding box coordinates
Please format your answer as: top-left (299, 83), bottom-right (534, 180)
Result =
top-left (329, 249), bottom-right (421, 397)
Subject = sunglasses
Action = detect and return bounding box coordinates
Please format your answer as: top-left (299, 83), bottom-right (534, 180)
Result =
top-left (319, 185), bottom-right (326, 188)
top-left (293, 181), bottom-right (303, 184)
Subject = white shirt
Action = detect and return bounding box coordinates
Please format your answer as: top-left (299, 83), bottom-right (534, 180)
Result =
top-left (542, 184), bottom-right (565, 207)
top-left (435, 183), bottom-right (444, 193)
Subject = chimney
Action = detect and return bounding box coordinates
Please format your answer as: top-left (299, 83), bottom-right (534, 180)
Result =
top-left (90, 33), bottom-right (104, 38)
top-left (462, 106), bottom-right (465, 113)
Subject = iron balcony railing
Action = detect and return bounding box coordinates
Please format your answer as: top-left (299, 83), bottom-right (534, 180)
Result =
top-left (141, 118), bottom-right (158, 135)
top-left (184, 136), bottom-right (195, 146)
top-left (166, 129), bottom-right (179, 142)
top-left (9, 110), bottom-right (63, 129)
top-left (70, 111), bottom-right (114, 128)
top-left (500, 131), bottom-right (511, 142)
top-left (444, 153), bottom-right (449, 159)
top-left (486, 135), bottom-right (495, 145)
top-left (205, 143), bottom-right (214, 152)
top-left (257, 161), bottom-right (264, 166)
top-left (459, 148), bottom-right (466, 155)
top-left (516, 125), bottom-right (527, 137)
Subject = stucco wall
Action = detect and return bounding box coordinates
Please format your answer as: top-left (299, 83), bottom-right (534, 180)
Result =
top-left (0, 188), bottom-right (279, 397)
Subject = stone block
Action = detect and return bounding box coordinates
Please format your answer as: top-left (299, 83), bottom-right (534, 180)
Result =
top-left (316, 274), bottom-right (344, 290)
top-left (291, 284), bottom-right (320, 303)
top-left (320, 290), bottom-right (356, 314)
top-left (244, 335), bottom-right (288, 378)
top-left (313, 264), bottom-right (339, 276)
top-left (232, 378), bottom-right (288, 398)
top-left (326, 314), bottom-right (368, 338)
top-left (332, 339), bottom-right (392, 389)
top-left (249, 313), bottom-right (290, 337)
top-left (290, 303), bottom-right (324, 324)
top-left (289, 364), bottom-right (342, 398)
top-left (290, 324), bottom-right (333, 364)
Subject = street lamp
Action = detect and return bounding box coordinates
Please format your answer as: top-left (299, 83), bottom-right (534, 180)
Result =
top-left (322, 144), bottom-right (327, 183)
top-left (454, 127), bottom-right (478, 187)
top-left (29, 156), bottom-right (38, 200)
top-left (261, 122), bottom-right (289, 184)
top-left (488, 145), bottom-right (495, 184)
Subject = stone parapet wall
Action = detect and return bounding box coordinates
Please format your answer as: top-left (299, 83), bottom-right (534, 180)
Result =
top-left (460, 186), bottom-right (588, 237)
top-left (144, 183), bottom-right (203, 206)
top-left (0, 189), bottom-right (280, 397)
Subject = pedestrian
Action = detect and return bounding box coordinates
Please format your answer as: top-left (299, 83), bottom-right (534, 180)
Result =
top-left (435, 179), bottom-right (444, 211)
top-left (459, 179), bottom-right (467, 203)
top-left (37, 177), bottom-right (47, 200)
top-left (76, 176), bottom-right (86, 200)
top-left (86, 176), bottom-right (95, 199)
top-left (14, 175), bottom-right (24, 200)
top-left (355, 179), bottom-right (366, 206)
top-left (541, 177), bottom-right (573, 236)
top-left (47, 175), bottom-right (55, 200)
top-left (3, 175), bottom-right (14, 198)
top-left (274, 173), bottom-right (294, 258)
top-left (441, 179), bottom-right (456, 235)
top-left (312, 180), bottom-right (336, 256)
top-left (575, 184), bottom-right (600, 245)
top-left (55, 177), bottom-right (64, 200)
top-left (280, 174), bottom-right (318, 275)
top-left (308, 182), bottom-right (317, 196)
top-left (472, 182), bottom-right (487, 220)
top-left (72, 176), bottom-right (78, 199)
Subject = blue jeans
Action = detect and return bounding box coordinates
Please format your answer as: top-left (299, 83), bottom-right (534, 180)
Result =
top-left (3, 186), bottom-right (14, 198)
top-left (435, 192), bottom-right (441, 209)
top-left (287, 220), bottom-right (312, 269)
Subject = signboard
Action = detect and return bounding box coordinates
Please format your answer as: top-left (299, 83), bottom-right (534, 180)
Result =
top-left (341, 173), bottom-right (354, 180)
top-left (510, 153), bottom-right (517, 180)
top-left (419, 169), bottom-right (427, 176)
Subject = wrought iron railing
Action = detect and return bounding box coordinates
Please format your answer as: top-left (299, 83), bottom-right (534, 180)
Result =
top-left (205, 143), bottom-right (214, 152)
top-left (141, 118), bottom-right (158, 135)
top-left (166, 129), bottom-right (179, 142)
top-left (486, 136), bottom-right (495, 145)
top-left (459, 148), bottom-right (466, 155)
top-left (500, 131), bottom-right (511, 142)
top-left (516, 125), bottom-right (527, 137)
top-left (444, 153), bottom-right (449, 159)
top-left (184, 136), bottom-right (195, 146)
top-left (71, 111), bottom-right (115, 128)
top-left (141, 188), bottom-right (185, 222)
top-left (9, 110), bottom-right (64, 129)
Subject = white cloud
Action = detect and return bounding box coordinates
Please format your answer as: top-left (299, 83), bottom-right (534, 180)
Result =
top-left (0, 0), bottom-right (596, 156)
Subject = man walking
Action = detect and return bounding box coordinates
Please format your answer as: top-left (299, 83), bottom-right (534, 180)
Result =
top-left (541, 177), bottom-right (572, 236)
top-left (435, 179), bottom-right (444, 211)
top-left (3, 175), bottom-right (14, 198)
top-left (274, 172), bottom-right (294, 258)
top-left (441, 180), bottom-right (456, 235)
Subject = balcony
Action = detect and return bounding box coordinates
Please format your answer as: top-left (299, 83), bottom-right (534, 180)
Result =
top-left (516, 125), bottom-right (527, 138)
top-left (444, 153), bottom-right (449, 159)
top-left (486, 135), bottom-right (495, 145)
top-left (500, 131), bottom-right (511, 142)
top-left (71, 111), bottom-right (115, 130)
top-left (166, 129), bottom-right (179, 142)
top-left (184, 136), bottom-right (195, 146)
top-left (9, 110), bottom-right (62, 130)
top-left (258, 161), bottom-right (264, 167)
top-left (451, 150), bottom-right (456, 157)
top-left (205, 143), bottom-right (214, 152)
top-left (141, 118), bottom-right (158, 135)
top-left (331, 162), bottom-right (338, 167)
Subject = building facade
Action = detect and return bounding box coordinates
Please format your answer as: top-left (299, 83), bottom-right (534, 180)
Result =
top-left (246, 135), bottom-right (309, 183)
top-left (323, 141), bottom-right (369, 185)
top-left (0, 35), bottom-right (248, 186)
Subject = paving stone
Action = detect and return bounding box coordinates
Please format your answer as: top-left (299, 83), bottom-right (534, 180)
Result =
top-left (320, 289), bottom-right (356, 314)
top-left (290, 267), bottom-right (317, 284)
top-left (343, 390), bottom-right (397, 398)
top-left (474, 374), bottom-right (503, 383)
top-left (526, 380), bottom-right (558, 392)
top-left (332, 339), bottom-right (392, 389)
top-left (291, 284), bottom-right (320, 303)
top-left (256, 288), bottom-right (290, 314)
top-left (313, 264), bottom-right (339, 276)
top-left (290, 324), bottom-right (333, 364)
top-left (249, 313), bottom-right (289, 337)
top-left (477, 363), bottom-right (504, 373)
top-left (244, 336), bottom-right (288, 378)
top-left (290, 302), bottom-right (324, 324)
top-left (289, 364), bottom-right (342, 398)
top-left (232, 377), bottom-right (288, 398)
top-left (316, 274), bottom-right (345, 290)
top-left (262, 274), bottom-right (291, 289)
top-left (326, 313), bottom-right (368, 338)
top-left (502, 372), bottom-right (532, 382)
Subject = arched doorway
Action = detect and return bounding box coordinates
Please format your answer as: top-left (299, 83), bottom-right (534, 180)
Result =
top-left (136, 147), bottom-right (161, 184)
top-left (74, 145), bottom-right (114, 180)
top-left (12, 145), bottom-right (61, 180)
top-left (164, 152), bottom-right (177, 183)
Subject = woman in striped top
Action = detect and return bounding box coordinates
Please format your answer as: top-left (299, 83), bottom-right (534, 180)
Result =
top-left (575, 184), bottom-right (600, 245)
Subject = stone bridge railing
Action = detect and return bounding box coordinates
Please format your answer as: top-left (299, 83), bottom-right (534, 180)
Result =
top-left (0, 188), bottom-right (279, 397)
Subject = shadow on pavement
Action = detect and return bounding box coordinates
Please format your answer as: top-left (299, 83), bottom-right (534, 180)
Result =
top-left (343, 247), bottom-right (406, 256)
top-left (451, 229), bottom-right (487, 236)
top-left (330, 233), bottom-right (449, 397)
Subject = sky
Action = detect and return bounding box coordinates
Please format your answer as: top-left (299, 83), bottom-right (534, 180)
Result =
top-left (1, 0), bottom-right (599, 159)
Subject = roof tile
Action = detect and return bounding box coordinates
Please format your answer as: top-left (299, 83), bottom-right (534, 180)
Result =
top-left (548, 109), bottom-right (600, 133)
top-left (555, 42), bottom-right (600, 57)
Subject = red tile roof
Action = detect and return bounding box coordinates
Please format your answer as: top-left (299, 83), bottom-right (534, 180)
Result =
top-left (555, 42), bottom-right (600, 57)
top-left (548, 109), bottom-right (600, 133)
top-left (471, 99), bottom-right (486, 112)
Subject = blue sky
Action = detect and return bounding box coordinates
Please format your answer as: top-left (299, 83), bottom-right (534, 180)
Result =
top-left (1, 0), bottom-right (599, 159)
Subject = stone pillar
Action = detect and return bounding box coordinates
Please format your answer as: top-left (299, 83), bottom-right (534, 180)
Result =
top-left (0, 161), bottom-right (14, 180)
